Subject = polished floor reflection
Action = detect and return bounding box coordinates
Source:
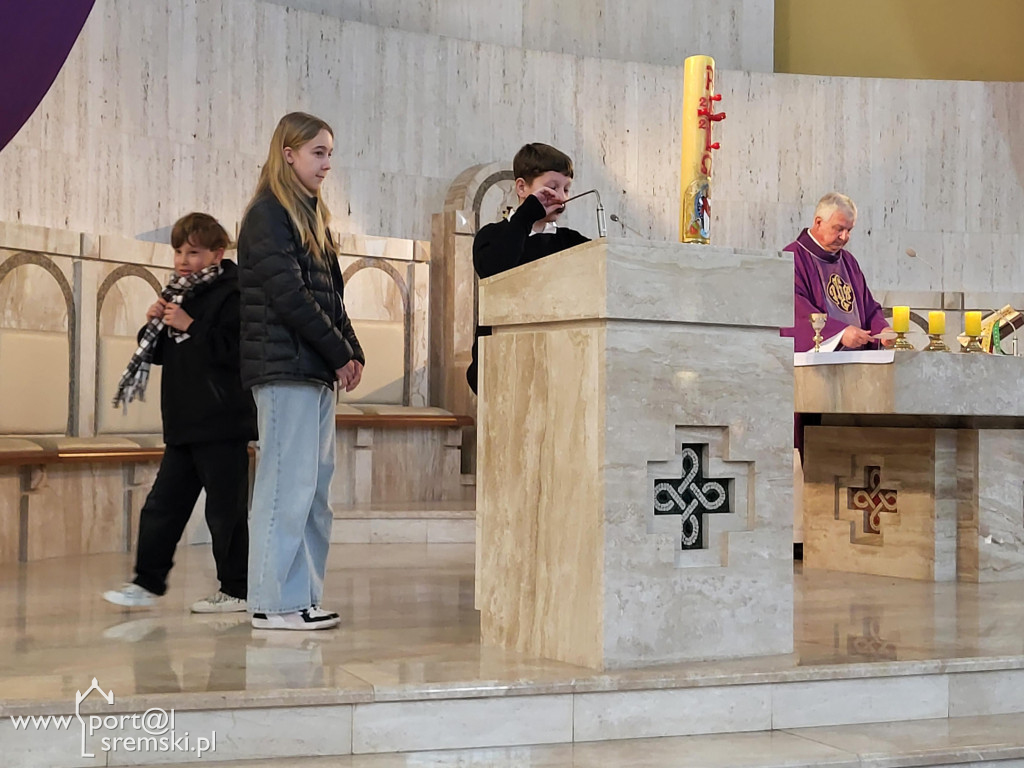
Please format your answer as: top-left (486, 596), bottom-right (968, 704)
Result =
top-left (3, 545), bottom-right (1024, 709)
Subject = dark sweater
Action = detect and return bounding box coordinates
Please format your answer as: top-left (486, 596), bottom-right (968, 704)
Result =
top-left (145, 260), bottom-right (257, 446)
top-left (468, 195), bottom-right (589, 393)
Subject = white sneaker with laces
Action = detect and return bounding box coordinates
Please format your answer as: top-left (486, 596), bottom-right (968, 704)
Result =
top-left (190, 591), bottom-right (247, 614)
top-left (251, 607), bottom-right (340, 631)
top-left (103, 583), bottom-right (160, 608)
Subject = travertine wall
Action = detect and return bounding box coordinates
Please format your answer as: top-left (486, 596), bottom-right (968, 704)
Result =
top-left (1, 0), bottom-right (1021, 300)
top-left (0, 221), bottom-right (429, 437)
top-left (261, 0), bottom-right (774, 71)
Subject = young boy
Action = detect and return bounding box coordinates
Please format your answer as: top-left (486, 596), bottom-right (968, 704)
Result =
top-left (104, 212), bottom-right (258, 613)
top-left (467, 142), bottom-right (590, 393)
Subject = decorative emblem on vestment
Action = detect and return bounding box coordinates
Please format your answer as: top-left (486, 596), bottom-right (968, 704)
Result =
top-left (826, 273), bottom-right (855, 313)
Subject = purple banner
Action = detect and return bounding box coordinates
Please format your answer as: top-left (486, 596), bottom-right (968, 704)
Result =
top-left (0, 0), bottom-right (96, 152)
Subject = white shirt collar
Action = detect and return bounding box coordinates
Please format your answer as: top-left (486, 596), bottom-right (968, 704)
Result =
top-left (807, 230), bottom-right (840, 253)
top-left (807, 230), bottom-right (826, 250)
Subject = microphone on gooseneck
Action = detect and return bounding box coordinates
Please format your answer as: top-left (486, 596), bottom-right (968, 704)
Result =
top-left (609, 214), bottom-right (645, 238)
top-left (905, 248), bottom-right (934, 269)
top-left (561, 189), bottom-right (607, 238)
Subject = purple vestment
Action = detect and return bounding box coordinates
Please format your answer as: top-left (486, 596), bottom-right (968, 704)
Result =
top-left (781, 229), bottom-right (888, 352)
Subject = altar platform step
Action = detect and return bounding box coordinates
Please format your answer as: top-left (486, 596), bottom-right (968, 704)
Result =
top-left (7, 546), bottom-right (1024, 766)
top-left (177, 713), bottom-right (1024, 767)
top-left (331, 500), bottom-right (475, 544)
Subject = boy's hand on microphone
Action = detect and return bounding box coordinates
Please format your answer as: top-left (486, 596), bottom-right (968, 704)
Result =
top-left (532, 188), bottom-right (566, 216)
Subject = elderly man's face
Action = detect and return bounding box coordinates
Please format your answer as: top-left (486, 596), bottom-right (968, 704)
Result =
top-left (810, 210), bottom-right (855, 253)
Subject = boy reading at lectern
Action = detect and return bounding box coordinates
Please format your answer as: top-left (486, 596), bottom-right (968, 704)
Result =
top-left (467, 142), bottom-right (589, 393)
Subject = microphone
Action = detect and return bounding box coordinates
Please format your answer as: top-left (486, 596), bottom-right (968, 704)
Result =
top-left (905, 248), bottom-right (934, 269)
top-left (561, 189), bottom-right (607, 238)
top-left (609, 214), bottom-right (645, 238)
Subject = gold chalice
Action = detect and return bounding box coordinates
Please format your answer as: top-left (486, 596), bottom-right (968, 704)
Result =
top-left (810, 313), bottom-right (827, 352)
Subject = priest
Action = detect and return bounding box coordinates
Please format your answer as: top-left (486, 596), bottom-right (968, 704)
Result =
top-left (783, 192), bottom-right (892, 352)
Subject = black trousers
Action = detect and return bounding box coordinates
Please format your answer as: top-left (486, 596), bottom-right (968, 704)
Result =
top-left (133, 440), bottom-right (250, 599)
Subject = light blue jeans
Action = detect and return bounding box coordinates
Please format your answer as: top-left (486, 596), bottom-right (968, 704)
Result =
top-left (249, 381), bottom-right (335, 614)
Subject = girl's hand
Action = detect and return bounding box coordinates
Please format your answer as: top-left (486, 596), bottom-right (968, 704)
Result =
top-left (336, 360), bottom-right (362, 392)
top-left (162, 303), bottom-right (194, 331)
top-left (347, 360), bottom-right (363, 392)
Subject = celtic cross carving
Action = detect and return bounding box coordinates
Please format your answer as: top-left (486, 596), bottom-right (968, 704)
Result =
top-left (846, 465), bottom-right (898, 535)
top-left (654, 443), bottom-right (732, 550)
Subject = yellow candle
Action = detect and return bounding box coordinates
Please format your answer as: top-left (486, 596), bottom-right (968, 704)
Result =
top-left (892, 306), bottom-right (910, 333)
top-left (965, 311), bottom-right (982, 337)
top-left (928, 311), bottom-right (945, 335)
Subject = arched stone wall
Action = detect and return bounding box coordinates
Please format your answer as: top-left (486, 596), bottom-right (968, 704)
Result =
top-left (0, 254), bottom-right (75, 434)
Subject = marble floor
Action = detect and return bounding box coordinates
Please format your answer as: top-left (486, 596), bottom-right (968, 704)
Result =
top-left (3, 543), bottom-right (1024, 713)
top-left (8, 545), bottom-right (1024, 767)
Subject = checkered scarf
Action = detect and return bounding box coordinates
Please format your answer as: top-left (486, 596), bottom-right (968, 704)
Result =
top-left (112, 263), bottom-right (223, 409)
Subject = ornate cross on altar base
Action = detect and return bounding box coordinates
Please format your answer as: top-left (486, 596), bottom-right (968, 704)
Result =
top-left (839, 463), bottom-right (900, 546)
top-left (654, 443), bottom-right (733, 550)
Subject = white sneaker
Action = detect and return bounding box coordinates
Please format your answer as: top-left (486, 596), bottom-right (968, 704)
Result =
top-left (191, 591), bottom-right (247, 614)
top-left (251, 607), bottom-right (340, 631)
top-left (103, 583), bottom-right (160, 608)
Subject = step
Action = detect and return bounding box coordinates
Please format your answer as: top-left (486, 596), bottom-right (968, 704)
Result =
top-left (332, 501), bottom-right (475, 544)
top-left (97, 713), bottom-right (1024, 768)
top-left (12, 653), bottom-right (1024, 767)
top-left (8, 546), bottom-right (1024, 767)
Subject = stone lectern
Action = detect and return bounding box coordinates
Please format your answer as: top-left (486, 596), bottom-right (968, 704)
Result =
top-left (475, 238), bottom-right (794, 669)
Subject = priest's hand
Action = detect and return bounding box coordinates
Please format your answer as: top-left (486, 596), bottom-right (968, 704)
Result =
top-left (841, 325), bottom-right (873, 349)
top-left (879, 327), bottom-right (895, 348)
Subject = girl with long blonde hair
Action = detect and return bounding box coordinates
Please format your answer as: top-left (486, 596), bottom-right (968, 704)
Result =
top-left (237, 112), bottom-right (364, 631)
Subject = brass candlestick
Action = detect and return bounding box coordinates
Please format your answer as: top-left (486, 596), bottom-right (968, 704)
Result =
top-left (961, 335), bottom-right (983, 353)
top-left (810, 313), bottom-right (827, 352)
top-left (925, 333), bottom-right (949, 352)
top-left (892, 331), bottom-right (914, 351)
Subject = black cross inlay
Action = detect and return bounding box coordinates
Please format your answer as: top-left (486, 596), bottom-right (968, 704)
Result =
top-left (654, 443), bottom-right (732, 550)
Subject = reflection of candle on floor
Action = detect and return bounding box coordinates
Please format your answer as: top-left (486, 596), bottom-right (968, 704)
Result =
top-left (965, 311), bottom-right (982, 337)
top-left (892, 306), bottom-right (910, 333)
top-left (928, 311), bottom-right (945, 335)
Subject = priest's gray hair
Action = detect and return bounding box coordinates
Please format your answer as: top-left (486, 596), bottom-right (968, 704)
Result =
top-left (814, 192), bottom-right (857, 222)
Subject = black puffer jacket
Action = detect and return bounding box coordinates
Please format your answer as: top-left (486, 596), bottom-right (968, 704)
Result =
top-left (237, 192), bottom-right (364, 390)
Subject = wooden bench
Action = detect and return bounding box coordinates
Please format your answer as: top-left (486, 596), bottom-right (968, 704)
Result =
top-left (0, 405), bottom-right (477, 561)
top-left (333, 405), bottom-right (475, 510)
top-left (0, 437), bottom-right (168, 564)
